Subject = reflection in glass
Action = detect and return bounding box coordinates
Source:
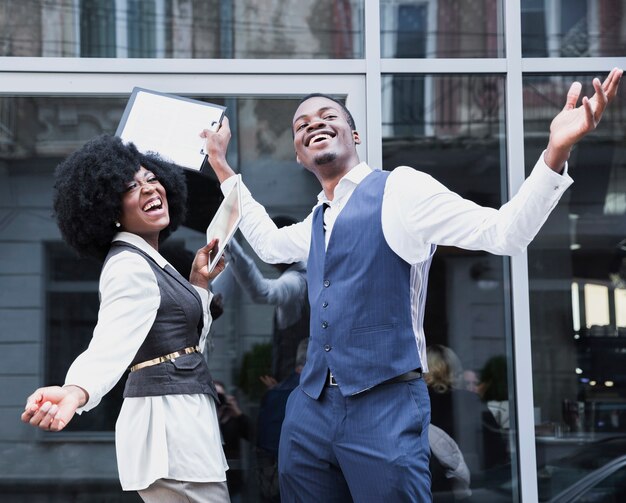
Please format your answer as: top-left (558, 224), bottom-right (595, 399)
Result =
top-left (0, 94), bottom-right (321, 500)
top-left (0, 0), bottom-right (364, 58)
top-left (583, 283), bottom-right (610, 328)
top-left (522, 0), bottom-right (626, 57)
top-left (382, 74), bottom-right (515, 501)
top-left (380, 0), bottom-right (505, 58)
top-left (524, 74), bottom-right (626, 501)
top-left (616, 288), bottom-right (626, 327)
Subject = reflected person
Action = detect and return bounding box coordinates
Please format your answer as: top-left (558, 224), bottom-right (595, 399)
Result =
top-left (222, 228), bottom-right (309, 382)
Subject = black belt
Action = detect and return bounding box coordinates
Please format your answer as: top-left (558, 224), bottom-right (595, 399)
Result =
top-left (327, 369), bottom-right (422, 387)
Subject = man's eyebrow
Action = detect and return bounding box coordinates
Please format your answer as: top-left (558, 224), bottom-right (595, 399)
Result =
top-left (292, 106), bottom-right (337, 126)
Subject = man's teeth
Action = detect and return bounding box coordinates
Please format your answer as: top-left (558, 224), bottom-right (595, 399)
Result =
top-left (143, 199), bottom-right (162, 211)
top-left (312, 134), bottom-right (331, 143)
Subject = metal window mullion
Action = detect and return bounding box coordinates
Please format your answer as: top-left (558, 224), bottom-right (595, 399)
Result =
top-left (505, 1), bottom-right (539, 502)
top-left (523, 57), bottom-right (626, 73)
top-left (381, 58), bottom-right (507, 74)
top-left (0, 57), bottom-right (366, 75)
top-left (363, 0), bottom-right (382, 168)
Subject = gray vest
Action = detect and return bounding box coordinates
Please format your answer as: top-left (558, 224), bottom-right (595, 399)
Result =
top-left (105, 242), bottom-right (217, 400)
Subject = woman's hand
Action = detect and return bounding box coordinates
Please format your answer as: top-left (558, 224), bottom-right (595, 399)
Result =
top-left (189, 238), bottom-right (226, 288)
top-left (21, 385), bottom-right (88, 432)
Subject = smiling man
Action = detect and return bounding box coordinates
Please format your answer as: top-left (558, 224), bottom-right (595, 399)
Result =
top-left (201, 69), bottom-right (622, 503)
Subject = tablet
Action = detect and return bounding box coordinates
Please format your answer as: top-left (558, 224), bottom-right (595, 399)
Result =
top-left (206, 176), bottom-right (243, 273)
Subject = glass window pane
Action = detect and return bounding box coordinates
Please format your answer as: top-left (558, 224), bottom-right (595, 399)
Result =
top-left (80, 0), bottom-right (116, 57)
top-left (570, 464), bottom-right (626, 502)
top-left (521, 0), bottom-right (626, 57)
top-left (524, 74), bottom-right (626, 501)
top-left (616, 288), bottom-right (626, 328)
top-left (0, 93), bottom-right (324, 500)
top-left (584, 283), bottom-right (610, 328)
top-left (0, 0), bottom-right (364, 58)
top-left (382, 74), bottom-right (516, 501)
top-left (380, 0), bottom-right (505, 58)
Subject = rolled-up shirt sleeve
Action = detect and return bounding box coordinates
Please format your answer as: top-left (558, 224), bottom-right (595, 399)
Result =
top-left (65, 251), bottom-right (160, 412)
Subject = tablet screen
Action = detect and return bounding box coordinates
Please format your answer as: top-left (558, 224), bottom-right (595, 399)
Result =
top-left (206, 176), bottom-right (242, 273)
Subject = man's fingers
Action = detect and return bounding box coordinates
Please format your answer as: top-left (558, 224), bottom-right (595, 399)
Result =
top-left (582, 96), bottom-right (595, 128)
top-left (592, 77), bottom-right (608, 105)
top-left (604, 67), bottom-right (623, 100)
top-left (563, 82), bottom-right (582, 111)
top-left (201, 117), bottom-right (230, 136)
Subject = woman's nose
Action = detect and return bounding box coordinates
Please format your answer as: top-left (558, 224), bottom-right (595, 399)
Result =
top-left (140, 181), bottom-right (156, 192)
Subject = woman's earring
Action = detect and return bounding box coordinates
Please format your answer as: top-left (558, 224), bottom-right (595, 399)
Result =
top-left (115, 221), bottom-right (121, 228)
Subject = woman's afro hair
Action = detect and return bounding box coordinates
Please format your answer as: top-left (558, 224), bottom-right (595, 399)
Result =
top-left (53, 134), bottom-right (187, 261)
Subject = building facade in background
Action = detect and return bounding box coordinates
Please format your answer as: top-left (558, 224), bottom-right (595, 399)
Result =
top-left (0, 1), bottom-right (625, 501)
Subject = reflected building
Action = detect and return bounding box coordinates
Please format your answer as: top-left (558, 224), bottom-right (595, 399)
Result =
top-left (0, 1), bottom-right (625, 502)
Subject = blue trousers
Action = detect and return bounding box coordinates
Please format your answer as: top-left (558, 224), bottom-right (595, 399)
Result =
top-left (278, 378), bottom-right (432, 502)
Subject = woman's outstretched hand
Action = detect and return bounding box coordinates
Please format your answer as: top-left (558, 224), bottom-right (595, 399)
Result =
top-left (21, 385), bottom-right (88, 432)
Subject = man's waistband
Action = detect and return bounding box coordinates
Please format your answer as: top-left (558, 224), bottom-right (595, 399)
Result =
top-left (326, 369), bottom-right (422, 388)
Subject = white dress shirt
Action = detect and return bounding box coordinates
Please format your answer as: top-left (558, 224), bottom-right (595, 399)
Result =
top-left (221, 154), bottom-right (572, 371)
top-left (64, 232), bottom-right (228, 491)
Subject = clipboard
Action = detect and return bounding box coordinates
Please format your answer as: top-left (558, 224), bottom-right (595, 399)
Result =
top-left (206, 175), bottom-right (243, 273)
top-left (116, 87), bottom-right (226, 172)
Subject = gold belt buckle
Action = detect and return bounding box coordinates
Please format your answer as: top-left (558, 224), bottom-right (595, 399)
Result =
top-left (130, 345), bottom-right (200, 372)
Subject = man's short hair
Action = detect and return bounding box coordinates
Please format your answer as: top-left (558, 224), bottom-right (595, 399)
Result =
top-left (298, 93), bottom-right (356, 130)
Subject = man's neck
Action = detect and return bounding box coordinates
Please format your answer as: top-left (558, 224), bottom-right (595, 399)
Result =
top-left (316, 158), bottom-right (361, 201)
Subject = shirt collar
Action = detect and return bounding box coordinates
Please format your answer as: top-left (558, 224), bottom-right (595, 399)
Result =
top-left (316, 162), bottom-right (375, 204)
top-left (112, 231), bottom-right (169, 268)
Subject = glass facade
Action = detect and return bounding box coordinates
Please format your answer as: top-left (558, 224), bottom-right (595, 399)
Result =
top-left (380, 0), bottom-right (505, 58)
top-left (523, 74), bottom-right (626, 502)
top-left (382, 74), bottom-right (516, 500)
top-left (0, 2), bottom-right (624, 502)
top-left (521, 0), bottom-right (626, 57)
top-left (0, 0), bottom-right (364, 59)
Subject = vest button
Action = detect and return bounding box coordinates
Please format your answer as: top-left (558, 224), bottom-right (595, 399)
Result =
top-left (322, 301), bottom-right (328, 308)
top-left (324, 344), bottom-right (331, 352)
top-left (323, 280), bottom-right (330, 287)
top-left (321, 321), bottom-right (328, 329)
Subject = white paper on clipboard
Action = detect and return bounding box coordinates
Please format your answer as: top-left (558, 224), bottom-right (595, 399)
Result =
top-left (115, 87), bottom-right (226, 171)
top-left (206, 176), bottom-right (243, 273)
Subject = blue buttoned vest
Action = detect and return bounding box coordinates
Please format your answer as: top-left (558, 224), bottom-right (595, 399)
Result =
top-left (104, 242), bottom-right (217, 401)
top-left (301, 169), bottom-right (424, 399)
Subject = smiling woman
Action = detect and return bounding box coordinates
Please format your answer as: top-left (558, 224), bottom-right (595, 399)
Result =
top-left (118, 167), bottom-right (171, 250)
top-left (20, 135), bottom-right (231, 502)
top-left (52, 135), bottom-right (188, 261)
